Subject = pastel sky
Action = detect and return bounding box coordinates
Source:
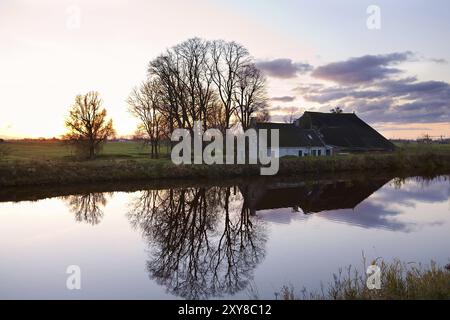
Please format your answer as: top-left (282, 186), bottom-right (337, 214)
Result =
top-left (1, 0), bottom-right (449, 139)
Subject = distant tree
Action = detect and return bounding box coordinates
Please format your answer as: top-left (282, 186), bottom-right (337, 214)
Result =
top-left (330, 106), bottom-right (344, 114)
top-left (128, 80), bottom-right (166, 158)
top-left (63, 91), bottom-right (115, 159)
top-left (283, 107), bottom-right (299, 124)
top-left (418, 134), bottom-right (433, 144)
top-left (283, 110), bottom-right (296, 123)
top-left (255, 109), bottom-right (270, 123)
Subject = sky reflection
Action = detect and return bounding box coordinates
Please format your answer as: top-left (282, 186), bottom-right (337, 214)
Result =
top-left (0, 175), bottom-right (448, 299)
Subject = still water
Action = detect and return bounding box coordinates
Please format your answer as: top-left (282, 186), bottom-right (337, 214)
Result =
top-left (0, 174), bottom-right (449, 299)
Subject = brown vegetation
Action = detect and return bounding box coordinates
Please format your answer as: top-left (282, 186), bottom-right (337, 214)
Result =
top-left (63, 91), bottom-right (116, 159)
top-left (280, 258), bottom-right (450, 300)
top-left (1, 148), bottom-right (449, 188)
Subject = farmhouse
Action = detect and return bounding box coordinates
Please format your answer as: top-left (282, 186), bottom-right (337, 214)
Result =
top-left (253, 122), bottom-right (332, 157)
top-left (252, 111), bottom-right (395, 157)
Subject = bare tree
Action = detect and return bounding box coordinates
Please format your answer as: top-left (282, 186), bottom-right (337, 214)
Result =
top-left (149, 38), bottom-right (214, 132)
top-left (234, 64), bottom-right (267, 130)
top-left (128, 79), bottom-right (165, 158)
top-left (207, 98), bottom-right (227, 133)
top-left (283, 107), bottom-right (299, 124)
top-left (210, 40), bottom-right (250, 131)
top-left (254, 109), bottom-right (270, 123)
top-left (63, 91), bottom-right (115, 159)
top-left (145, 38), bottom-right (269, 139)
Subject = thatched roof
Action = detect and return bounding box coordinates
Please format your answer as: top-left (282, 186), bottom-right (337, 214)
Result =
top-left (297, 112), bottom-right (395, 151)
top-left (254, 122), bottom-right (325, 148)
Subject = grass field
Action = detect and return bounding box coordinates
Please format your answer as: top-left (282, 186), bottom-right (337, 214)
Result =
top-left (1, 140), bottom-right (449, 187)
top-left (1, 140), bottom-right (450, 162)
top-left (0, 140), bottom-right (171, 161)
top-left (394, 141), bottom-right (450, 153)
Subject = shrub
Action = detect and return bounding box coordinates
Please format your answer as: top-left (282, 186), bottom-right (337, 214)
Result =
top-left (280, 258), bottom-right (450, 300)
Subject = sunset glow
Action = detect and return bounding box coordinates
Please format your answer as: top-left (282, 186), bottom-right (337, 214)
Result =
top-left (1, 0), bottom-right (449, 139)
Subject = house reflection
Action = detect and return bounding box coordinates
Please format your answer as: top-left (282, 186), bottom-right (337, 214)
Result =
top-left (240, 175), bottom-right (448, 232)
top-left (241, 176), bottom-right (392, 215)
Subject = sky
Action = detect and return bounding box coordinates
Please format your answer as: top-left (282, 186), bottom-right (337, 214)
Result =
top-left (0, 0), bottom-right (449, 139)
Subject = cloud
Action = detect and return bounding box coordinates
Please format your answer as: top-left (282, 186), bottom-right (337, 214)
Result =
top-left (270, 96), bottom-right (296, 102)
top-left (256, 58), bottom-right (313, 79)
top-left (430, 58), bottom-right (448, 64)
top-left (311, 52), bottom-right (413, 84)
top-left (277, 52), bottom-right (449, 126)
top-left (294, 83), bottom-right (386, 103)
top-left (375, 125), bottom-right (432, 131)
top-left (295, 77), bottom-right (450, 124)
top-left (266, 105), bottom-right (304, 123)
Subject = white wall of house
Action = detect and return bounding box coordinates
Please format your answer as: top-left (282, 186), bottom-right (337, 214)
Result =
top-left (268, 147), bottom-right (332, 158)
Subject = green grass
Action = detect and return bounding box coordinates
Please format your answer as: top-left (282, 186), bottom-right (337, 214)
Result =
top-left (2, 140), bottom-right (449, 162)
top-left (279, 258), bottom-right (450, 300)
top-left (1, 140), bottom-right (170, 161)
top-left (1, 140), bottom-right (449, 187)
top-left (394, 141), bottom-right (450, 154)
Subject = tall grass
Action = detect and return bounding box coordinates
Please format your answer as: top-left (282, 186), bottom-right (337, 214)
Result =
top-left (280, 258), bottom-right (450, 300)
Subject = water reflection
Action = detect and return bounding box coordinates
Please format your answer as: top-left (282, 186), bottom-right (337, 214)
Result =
top-left (62, 193), bottom-right (110, 225)
top-left (242, 176), bottom-right (391, 215)
top-left (247, 176), bottom-right (449, 232)
top-left (385, 176), bottom-right (449, 205)
top-left (128, 187), bottom-right (266, 299)
top-left (32, 174), bottom-right (448, 299)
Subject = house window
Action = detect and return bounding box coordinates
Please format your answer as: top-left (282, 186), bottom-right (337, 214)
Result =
top-left (317, 149), bottom-right (322, 156)
top-left (326, 149), bottom-right (331, 156)
top-left (312, 149), bottom-right (317, 156)
top-left (298, 150), bottom-right (303, 157)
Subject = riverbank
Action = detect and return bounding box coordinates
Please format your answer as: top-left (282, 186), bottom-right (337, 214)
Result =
top-left (279, 259), bottom-right (450, 300)
top-left (1, 148), bottom-right (450, 187)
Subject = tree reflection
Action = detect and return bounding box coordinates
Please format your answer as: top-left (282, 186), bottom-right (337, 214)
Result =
top-left (128, 186), bottom-right (266, 299)
top-left (62, 193), bottom-right (109, 225)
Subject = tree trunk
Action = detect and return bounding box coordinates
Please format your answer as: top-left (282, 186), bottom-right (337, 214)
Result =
top-left (89, 142), bottom-right (95, 159)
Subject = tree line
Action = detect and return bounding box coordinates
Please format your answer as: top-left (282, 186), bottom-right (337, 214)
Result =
top-left (64, 38), bottom-right (270, 159)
